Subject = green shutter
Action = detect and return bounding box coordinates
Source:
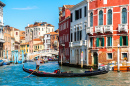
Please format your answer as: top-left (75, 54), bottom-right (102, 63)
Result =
top-left (96, 38), bottom-right (99, 47)
top-left (126, 36), bottom-right (128, 46)
top-left (102, 38), bottom-right (104, 46)
top-left (120, 36), bottom-right (122, 46)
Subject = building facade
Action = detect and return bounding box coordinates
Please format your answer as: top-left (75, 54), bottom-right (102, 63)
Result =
top-left (0, 1), bottom-right (5, 59)
top-left (87, 0), bottom-right (130, 66)
top-left (50, 32), bottom-right (59, 50)
top-left (25, 22), bottom-right (54, 42)
top-left (69, 0), bottom-right (88, 65)
top-left (44, 33), bottom-right (51, 50)
top-left (59, 5), bottom-right (74, 63)
top-left (3, 25), bottom-right (11, 60)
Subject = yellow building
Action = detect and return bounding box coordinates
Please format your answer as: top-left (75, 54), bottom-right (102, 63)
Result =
top-left (20, 42), bottom-right (29, 54)
top-left (33, 42), bottom-right (44, 52)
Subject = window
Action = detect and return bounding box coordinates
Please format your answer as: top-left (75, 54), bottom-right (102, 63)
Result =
top-left (122, 8), bottom-right (127, 24)
top-left (42, 28), bottom-right (43, 31)
top-left (99, 10), bottom-right (103, 25)
top-left (90, 38), bottom-right (93, 47)
top-left (120, 36), bottom-right (128, 46)
top-left (96, 37), bottom-right (104, 47)
top-left (107, 53), bottom-right (112, 59)
top-left (77, 27), bottom-right (79, 41)
top-left (80, 30), bottom-right (82, 40)
top-left (90, 12), bottom-right (93, 27)
top-left (107, 9), bottom-right (112, 25)
top-left (80, 9), bottom-right (82, 18)
top-left (122, 53), bottom-right (127, 60)
top-left (85, 49), bottom-right (86, 60)
top-left (74, 32), bottom-right (76, 41)
top-left (71, 13), bottom-right (73, 22)
top-left (16, 32), bottom-right (18, 35)
top-left (84, 6), bottom-right (87, 17)
top-left (67, 21), bottom-right (68, 28)
top-left (71, 33), bottom-right (73, 42)
top-left (107, 37), bottom-right (112, 46)
top-left (75, 10), bottom-right (79, 20)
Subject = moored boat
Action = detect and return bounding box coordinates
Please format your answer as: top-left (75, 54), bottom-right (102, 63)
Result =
top-left (0, 60), bottom-right (4, 66)
top-left (23, 66), bottom-right (108, 77)
top-left (2, 59), bottom-right (10, 65)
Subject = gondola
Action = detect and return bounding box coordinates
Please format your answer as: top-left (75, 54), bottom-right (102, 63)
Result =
top-left (23, 65), bottom-right (108, 77)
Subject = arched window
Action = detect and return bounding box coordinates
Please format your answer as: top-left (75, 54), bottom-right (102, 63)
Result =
top-left (99, 10), bottom-right (103, 25)
top-left (122, 8), bottom-right (127, 24)
top-left (107, 9), bottom-right (112, 25)
top-left (90, 12), bottom-right (93, 27)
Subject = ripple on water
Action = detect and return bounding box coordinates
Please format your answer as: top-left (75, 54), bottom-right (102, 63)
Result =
top-left (0, 61), bottom-right (130, 85)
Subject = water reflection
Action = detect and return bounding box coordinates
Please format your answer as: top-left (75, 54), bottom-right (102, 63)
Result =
top-left (0, 61), bottom-right (130, 85)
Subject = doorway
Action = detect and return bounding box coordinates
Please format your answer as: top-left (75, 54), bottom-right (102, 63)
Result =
top-left (93, 52), bottom-right (98, 66)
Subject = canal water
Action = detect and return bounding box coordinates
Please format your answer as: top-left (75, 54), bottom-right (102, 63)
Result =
top-left (0, 61), bottom-right (130, 86)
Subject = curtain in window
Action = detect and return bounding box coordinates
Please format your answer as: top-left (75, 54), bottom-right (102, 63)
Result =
top-left (101, 38), bottom-right (104, 46)
top-left (96, 38), bottom-right (99, 47)
top-left (120, 36), bottom-right (122, 46)
top-left (107, 9), bottom-right (112, 25)
top-left (122, 8), bottom-right (127, 24)
top-left (90, 12), bottom-right (93, 27)
top-left (90, 38), bottom-right (93, 47)
top-left (107, 37), bottom-right (112, 46)
top-left (99, 10), bottom-right (103, 25)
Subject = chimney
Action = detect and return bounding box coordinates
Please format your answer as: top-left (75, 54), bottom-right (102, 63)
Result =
top-left (28, 24), bottom-right (30, 27)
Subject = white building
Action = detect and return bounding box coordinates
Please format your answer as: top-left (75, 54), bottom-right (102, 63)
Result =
top-left (44, 33), bottom-right (51, 51)
top-left (69, 0), bottom-right (88, 65)
top-left (25, 22), bottom-right (54, 42)
top-left (0, 1), bottom-right (5, 59)
top-left (11, 37), bottom-right (15, 51)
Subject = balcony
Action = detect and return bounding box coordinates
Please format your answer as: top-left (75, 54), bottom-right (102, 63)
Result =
top-left (86, 27), bottom-right (93, 35)
top-left (95, 25), bottom-right (104, 33)
top-left (104, 25), bottom-right (113, 33)
top-left (82, 40), bottom-right (87, 46)
top-left (118, 24), bottom-right (128, 33)
top-left (69, 42), bottom-right (73, 47)
top-left (69, 41), bottom-right (83, 47)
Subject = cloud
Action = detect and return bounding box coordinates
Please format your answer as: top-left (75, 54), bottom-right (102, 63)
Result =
top-left (12, 6), bottom-right (38, 10)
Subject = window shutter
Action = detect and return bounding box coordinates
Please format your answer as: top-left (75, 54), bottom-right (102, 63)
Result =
top-left (126, 36), bottom-right (128, 46)
top-left (120, 36), bottom-right (122, 46)
top-left (102, 37), bottom-right (104, 46)
top-left (110, 37), bottom-right (112, 46)
top-left (96, 38), bottom-right (99, 47)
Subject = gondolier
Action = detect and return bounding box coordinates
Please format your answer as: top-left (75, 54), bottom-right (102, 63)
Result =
top-left (36, 58), bottom-right (40, 71)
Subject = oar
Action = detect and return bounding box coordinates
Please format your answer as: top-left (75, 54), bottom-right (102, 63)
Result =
top-left (24, 65), bottom-right (41, 78)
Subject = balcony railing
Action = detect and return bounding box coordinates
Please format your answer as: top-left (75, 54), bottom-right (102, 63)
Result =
top-left (83, 40), bottom-right (87, 46)
top-left (95, 25), bottom-right (104, 33)
top-left (69, 42), bottom-right (73, 47)
top-left (86, 27), bottom-right (93, 35)
top-left (104, 25), bottom-right (113, 33)
top-left (69, 41), bottom-right (83, 47)
top-left (118, 24), bottom-right (128, 33)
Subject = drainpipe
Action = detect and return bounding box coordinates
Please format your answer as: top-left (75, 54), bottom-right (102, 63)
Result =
top-left (128, 0), bottom-right (130, 62)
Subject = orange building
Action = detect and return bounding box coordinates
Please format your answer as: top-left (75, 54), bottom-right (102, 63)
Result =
top-left (3, 25), bottom-right (11, 60)
top-left (50, 32), bottom-right (59, 50)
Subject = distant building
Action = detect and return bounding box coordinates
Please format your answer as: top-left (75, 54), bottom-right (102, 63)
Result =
top-left (25, 22), bottom-right (54, 42)
top-left (33, 42), bottom-right (44, 52)
top-left (0, 1), bottom-right (5, 59)
top-left (59, 5), bottom-right (74, 63)
top-left (33, 38), bottom-right (42, 52)
top-left (50, 32), bottom-right (59, 50)
top-left (3, 25), bottom-right (11, 60)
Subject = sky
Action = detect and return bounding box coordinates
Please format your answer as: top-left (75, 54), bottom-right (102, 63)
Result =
top-left (1, 0), bottom-right (83, 31)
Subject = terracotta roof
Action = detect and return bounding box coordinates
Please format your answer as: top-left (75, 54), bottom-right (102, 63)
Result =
top-left (45, 32), bottom-right (59, 35)
top-left (64, 5), bottom-right (75, 9)
top-left (20, 36), bottom-right (25, 40)
top-left (20, 42), bottom-right (29, 45)
top-left (34, 42), bottom-right (43, 45)
top-left (14, 28), bottom-right (20, 31)
top-left (20, 31), bottom-right (25, 36)
top-left (33, 38), bottom-right (41, 41)
top-left (26, 22), bottom-right (54, 27)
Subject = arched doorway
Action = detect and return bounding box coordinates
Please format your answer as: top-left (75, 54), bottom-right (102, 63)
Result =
top-left (93, 52), bottom-right (98, 66)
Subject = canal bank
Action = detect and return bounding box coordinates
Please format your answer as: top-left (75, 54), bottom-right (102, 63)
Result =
top-left (0, 61), bottom-right (130, 85)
